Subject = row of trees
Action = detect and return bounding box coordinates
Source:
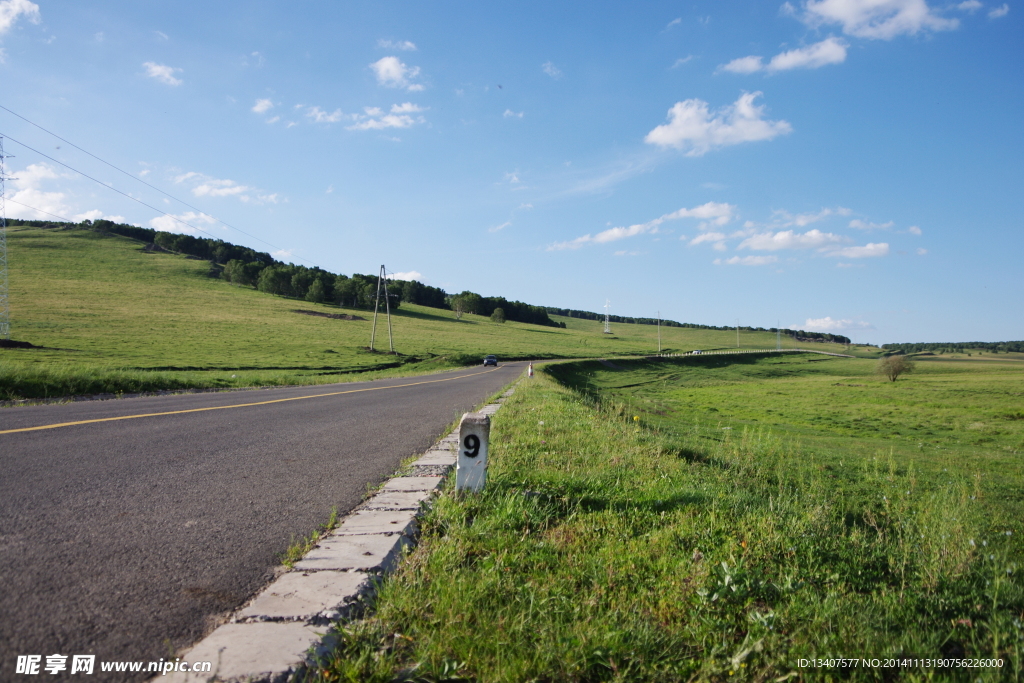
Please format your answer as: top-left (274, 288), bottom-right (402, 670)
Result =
top-left (882, 341), bottom-right (1024, 354)
top-left (450, 292), bottom-right (561, 327)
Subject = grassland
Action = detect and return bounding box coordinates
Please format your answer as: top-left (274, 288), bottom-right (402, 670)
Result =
top-left (312, 354), bottom-right (1023, 682)
top-left (0, 225), bottom-right (866, 400)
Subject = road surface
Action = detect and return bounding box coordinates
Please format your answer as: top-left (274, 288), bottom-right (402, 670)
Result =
top-left (0, 363), bottom-right (521, 679)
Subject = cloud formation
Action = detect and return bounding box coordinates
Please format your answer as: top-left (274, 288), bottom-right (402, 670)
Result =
top-left (174, 171), bottom-right (278, 203)
top-left (719, 37), bottom-right (848, 73)
top-left (645, 92), bottom-right (792, 156)
top-left (390, 270), bottom-right (423, 281)
top-left (802, 316), bottom-right (873, 331)
top-left (143, 61), bottom-right (183, 86)
top-left (370, 56), bottom-right (423, 91)
top-left (849, 218), bottom-right (894, 230)
top-left (714, 255), bottom-right (779, 266)
top-left (547, 202), bottom-right (736, 250)
top-left (739, 228), bottom-right (846, 251)
top-left (788, 0), bottom-right (958, 39)
top-left (346, 104), bottom-right (426, 131)
top-left (989, 3), bottom-right (1009, 17)
top-left (252, 98), bottom-right (274, 114)
top-left (825, 242), bottom-right (890, 258)
top-left (542, 61), bottom-right (562, 78)
top-left (0, 0), bottom-right (39, 36)
top-left (149, 211), bottom-right (217, 235)
top-left (377, 39), bottom-right (416, 50)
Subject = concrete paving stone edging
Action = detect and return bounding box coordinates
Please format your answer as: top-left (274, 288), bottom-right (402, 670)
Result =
top-left (161, 383), bottom-right (519, 683)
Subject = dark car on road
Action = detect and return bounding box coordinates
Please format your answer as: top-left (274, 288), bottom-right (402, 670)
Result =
top-left (483, 355), bottom-right (498, 366)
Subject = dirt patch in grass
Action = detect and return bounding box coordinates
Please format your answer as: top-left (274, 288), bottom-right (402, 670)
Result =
top-left (292, 309), bottom-right (366, 321)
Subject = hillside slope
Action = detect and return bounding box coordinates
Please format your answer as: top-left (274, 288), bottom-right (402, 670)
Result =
top-left (0, 225), bottom-right (866, 399)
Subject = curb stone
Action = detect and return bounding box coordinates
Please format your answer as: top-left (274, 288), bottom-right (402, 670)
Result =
top-left (160, 384), bottom-right (518, 682)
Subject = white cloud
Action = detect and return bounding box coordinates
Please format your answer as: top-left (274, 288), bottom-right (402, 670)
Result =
top-left (768, 37), bottom-right (848, 70)
top-left (6, 163), bottom-right (72, 219)
top-left (370, 56), bottom-right (422, 91)
top-left (489, 221), bottom-right (511, 233)
top-left (173, 171), bottom-right (277, 203)
top-left (542, 61), bottom-right (562, 78)
top-left (796, 0), bottom-right (958, 39)
top-left (714, 255), bottom-right (779, 266)
top-left (802, 316), bottom-right (873, 331)
top-left (346, 104), bottom-right (425, 131)
top-left (503, 109), bottom-right (524, 118)
top-left (0, 0), bottom-right (40, 36)
top-left (825, 242), bottom-right (890, 258)
top-left (916, 247), bottom-right (928, 255)
top-left (666, 17), bottom-right (683, 28)
top-left (644, 92), bottom-right (792, 156)
top-left (719, 56), bottom-right (765, 74)
top-left (908, 225), bottom-right (922, 235)
top-left (265, 115), bottom-right (280, 124)
top-left (548, 202), bottom-right (736, 251)
top-left (614, 250), bottom-right (642, 256)
top-left (149, 211), bottom-right (217, 235)
top-left (252, 98), bottom-right (274, 113)
top-left (672, 56), bottom-right (695, 68)
top-left (377, 39), bottom-right (417, 51)
top-left (689, 231), bottom-right (727, 245)
top-left (306, 106), bottom-right (344, 123)
top-left (390, 270), bottom-right (423, 281)
top-left (739, 228), bottom-right (846, 250)
top-left (143, 61), bottom-right (183, 86)
top-left (73, 209), bottom-right (126, 223)
top-left (957, 0), bottom-right (982, 9)
top-left (547, 235), bottom-right (594, 251)
top-left (989, 3), bottom-right (1009, 17)
top-left (154, 30), bottom-right (169, 41)
top-left (849, 218), bottom-right (894, 230)
top-left (720, 37), bottom-right (847, 74)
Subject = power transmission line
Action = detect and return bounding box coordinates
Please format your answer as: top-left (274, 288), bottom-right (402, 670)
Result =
top-left (0, 106), bottom-right (321, 268)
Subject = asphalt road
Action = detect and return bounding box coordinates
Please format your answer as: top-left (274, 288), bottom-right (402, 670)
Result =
top-left (0, 363), bottom-right (522, 680)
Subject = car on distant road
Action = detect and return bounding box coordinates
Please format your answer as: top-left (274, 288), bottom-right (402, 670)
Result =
top-left (483, 355), bottom-right (498, 366)
top-left (692, 350), bottom-right (702, 355)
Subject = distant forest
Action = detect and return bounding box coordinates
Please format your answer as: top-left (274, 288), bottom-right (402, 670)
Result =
top-left (12, 218), bottom-right (860, 343)
top-left (882, 341), bottom-right (1024, 354)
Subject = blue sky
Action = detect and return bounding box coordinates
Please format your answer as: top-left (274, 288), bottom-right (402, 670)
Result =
top-left (1, 0), bottom-right (1020, 344)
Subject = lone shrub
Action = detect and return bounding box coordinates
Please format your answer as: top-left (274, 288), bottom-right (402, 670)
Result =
top-left (877, 354), bottom-right (915, 382)
top-left (490, 307), bottom-right (506, 323)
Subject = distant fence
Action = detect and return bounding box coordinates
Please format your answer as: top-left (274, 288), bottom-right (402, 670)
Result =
top-left (649, 348), bottom-right (855, 359)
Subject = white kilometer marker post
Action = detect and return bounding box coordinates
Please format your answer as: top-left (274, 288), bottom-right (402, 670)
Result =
top-left (456, 412), bottom-right (490, 492)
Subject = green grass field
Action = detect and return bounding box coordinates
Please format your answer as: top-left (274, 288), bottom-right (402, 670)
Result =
top-left (0, 225), bottom-right (866, 400)
top-left (313, 354), bottom-right (1023, 682)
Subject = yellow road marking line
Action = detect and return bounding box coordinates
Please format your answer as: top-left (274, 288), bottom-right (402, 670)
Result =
top-left (0, 367), bottom-right (503, 435)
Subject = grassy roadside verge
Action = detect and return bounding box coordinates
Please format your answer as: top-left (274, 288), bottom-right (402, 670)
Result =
top-left (310, 363), bottom-right (1022, 682)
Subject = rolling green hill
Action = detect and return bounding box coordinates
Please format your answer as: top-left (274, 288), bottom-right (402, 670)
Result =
top-left (0, 225), bottom-right (870, 400)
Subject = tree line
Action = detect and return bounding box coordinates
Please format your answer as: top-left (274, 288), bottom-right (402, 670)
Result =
top-left (882, 341), bottom-right (1024, 354)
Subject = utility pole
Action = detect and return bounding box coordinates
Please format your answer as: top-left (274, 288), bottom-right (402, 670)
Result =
top-left (603, 300), bottom-right (611, 334)
top-left (0, 136), bottom-right (11, 340)
top-left (369, 264), bottom-right (395, 353)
